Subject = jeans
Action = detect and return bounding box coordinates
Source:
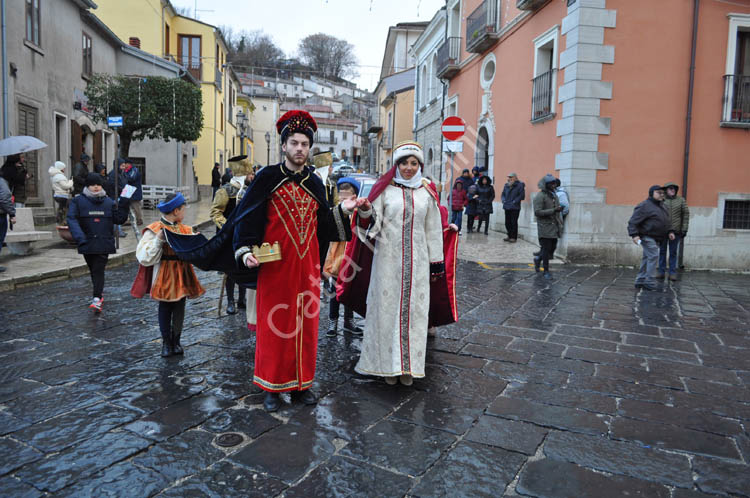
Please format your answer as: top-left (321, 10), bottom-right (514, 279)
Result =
top-left (450, 209), bottom-right (463, 231)
top-left (636, 236), bottom-right (660, 286)
top-left (83, 254), bottom-right (108, 298)
top-left (659, 235), bottom-right (681, 275)
top-left (0, 214), bottom-right (7, 256)
top-left (130, 200), bottom-right (143, 226)
top-left (329, 297), bottom-right (354, 321)
top-left (538, 237), bottom-right (558, 272)
top-left (158, 298), bottom-right (186, 341)
top-left (504, 209), bottom-right (520, 240)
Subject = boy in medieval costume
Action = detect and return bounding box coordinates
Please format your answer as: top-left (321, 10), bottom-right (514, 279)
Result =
top-left (164, 111), bottom-right (361, 412)
top-left (337, 142), bottom-right (460, 386)
top-left (210, 154), bottom-right (254, 316)
top-left (323, 177), bottom-right (363, 337)
top-left (133, 193), bottom-right (205, 357)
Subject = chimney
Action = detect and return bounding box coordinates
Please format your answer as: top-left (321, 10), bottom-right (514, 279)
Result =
top-left (128, 37), bottom-right (141, 49)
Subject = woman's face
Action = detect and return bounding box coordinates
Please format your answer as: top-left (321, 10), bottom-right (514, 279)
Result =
top-left (89, 184), bottom-right (103, 193)
top-left (398, 156), bottom-right (421, 180)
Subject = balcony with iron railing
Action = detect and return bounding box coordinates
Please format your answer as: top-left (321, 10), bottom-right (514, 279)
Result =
top-left (531, 69), bottom-right (556, 122)
top-left (316, 135), bottom-right (338, 145)
top-left (466, 0), bottom-right (500, 54)
top-left (722, 74), bottom-right (750, 128)
top-left (436, 37), bottom-right (462, 79)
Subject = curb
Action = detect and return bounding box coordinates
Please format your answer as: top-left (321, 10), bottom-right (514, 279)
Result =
top-left (0, 219), bottom-right (214, 293)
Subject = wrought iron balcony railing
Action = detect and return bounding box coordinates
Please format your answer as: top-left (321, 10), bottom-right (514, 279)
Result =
top-left (531, 69), bottom-right (556, 122)
top-left (466, 0), bottom-right (499, 54)
top-left (722, 74), bottom-right (750, 125)
top-left (436, 37), bottom-right (462, 79)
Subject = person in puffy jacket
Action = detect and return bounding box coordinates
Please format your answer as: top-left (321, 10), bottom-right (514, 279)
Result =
top-left (48, 161), bottom-right (73, 225)
top-left (450, 180), bottom-right (468, 233)
top-left (465, 184), bottom-right (479, 232)
top-left (475, 175), bottom-right (495, 235)
top-left (67, 173), bottom-right (130, 312)
top-left (627, 185), bottom-right (669, 291)
top-left (501, 173), bottom-right (525, 242)
top-left (658, 182), bottom-right (689, 281)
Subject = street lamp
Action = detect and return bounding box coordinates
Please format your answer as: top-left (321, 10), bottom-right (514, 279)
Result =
top-left (265, 131), bottom-right (271, 165)
top-left (236, 110), bottom-right (249, 155)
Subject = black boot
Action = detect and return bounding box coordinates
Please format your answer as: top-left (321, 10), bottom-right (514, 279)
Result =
top-left (326, 321), bottom-right (338, 337)
top-left (291, 389), bottom-right (318, 405)
top-left (172, 328), bottom-right (184, 355)
top-left (237, 297), bottom-right (246, 309)
top-left (534, 257), bottom-right (541, 273)
top-left (344, 318), bottom-right (363, 336)
top-left (160, 329), bottom-right (173, 357)
top-left (263, 392), bottom-right (281, 412)
top-left (226, 299), bottom-right (237, 315)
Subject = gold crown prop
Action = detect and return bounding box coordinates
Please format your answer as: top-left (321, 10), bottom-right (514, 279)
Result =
top-left (251, 241), bottom-right (282, 263)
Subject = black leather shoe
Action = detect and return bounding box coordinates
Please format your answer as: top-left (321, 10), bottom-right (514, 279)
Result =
top-left (226, 300), bottom-right (237, 315)
top-left (172, 329), bottom-right (184, 355)
top-left (343, 319), bottom-right (363, 336)
top-left (534, 257), bottom-right (541, 273)
top-left (237, 299), bottom-right (246, 309)
top-left (291, 389), bottom-right (318, 405)
top-left (263, 392), bottom-right (281, 412)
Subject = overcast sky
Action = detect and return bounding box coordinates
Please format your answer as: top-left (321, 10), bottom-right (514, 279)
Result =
top-left (170, 0), bottom-right (446, 91)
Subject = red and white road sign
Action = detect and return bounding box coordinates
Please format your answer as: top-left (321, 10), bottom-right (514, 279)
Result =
top-left (441, 117), bottom-right (466, 141)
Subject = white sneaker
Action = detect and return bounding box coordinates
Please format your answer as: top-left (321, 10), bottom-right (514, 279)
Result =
top-left (89, 297), bottom-right (103, 312)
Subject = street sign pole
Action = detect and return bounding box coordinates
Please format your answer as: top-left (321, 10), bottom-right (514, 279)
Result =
top-left (441, 117), bottom-right (466, 223)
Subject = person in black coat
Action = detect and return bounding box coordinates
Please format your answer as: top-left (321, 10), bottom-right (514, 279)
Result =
top-left (1, 153), bottom-right (30, 207)
top-left (67, 173), bottom-right (130, 311)
top-left (475, 175), bottom-right (496, 235)
top-left (211, 163), bottom-right (222, 198)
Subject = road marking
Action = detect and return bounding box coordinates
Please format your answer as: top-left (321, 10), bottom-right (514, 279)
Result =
top-left (476, 261), bottom-right (536, 271)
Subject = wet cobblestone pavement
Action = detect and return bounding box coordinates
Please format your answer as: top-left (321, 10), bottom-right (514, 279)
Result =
top-left (1, 262), bottom-right (749, 497)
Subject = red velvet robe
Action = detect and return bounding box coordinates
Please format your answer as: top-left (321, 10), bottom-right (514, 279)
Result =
top-left (253, 182), bottom-right (321, 392)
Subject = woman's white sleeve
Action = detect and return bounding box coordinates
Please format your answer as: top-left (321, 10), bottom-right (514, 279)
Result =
top-left (136, 230), bottom-right (163, 267)
top-left (426, 198), bottom-right (444, 263)
top-left (358, 194), bottom-right (386, 242)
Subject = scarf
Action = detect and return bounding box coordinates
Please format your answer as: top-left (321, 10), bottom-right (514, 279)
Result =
top-left (83, 187), bottom-right (107, 199)
top-left (393, 166), bottom-right (423, 189)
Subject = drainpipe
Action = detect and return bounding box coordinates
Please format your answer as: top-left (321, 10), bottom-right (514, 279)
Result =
top-left (1, 0), bottom-right (8, 138)
top-left (680, 0), bottom-right (699, 269)
top-left (439, 0), bottom-right (448, 202)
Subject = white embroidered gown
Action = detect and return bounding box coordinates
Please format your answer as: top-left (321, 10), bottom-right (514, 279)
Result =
top-left (355, 183), bottom-right (444, 378)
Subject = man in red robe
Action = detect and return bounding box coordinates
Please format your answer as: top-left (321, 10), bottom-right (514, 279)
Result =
top-left (234, 111), bottom-right (364, 412)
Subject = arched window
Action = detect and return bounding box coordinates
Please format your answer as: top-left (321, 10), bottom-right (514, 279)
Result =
top-left (421, 65), bottom-right (428, 106)
top-left (431, 53), bottom-right (439, 100)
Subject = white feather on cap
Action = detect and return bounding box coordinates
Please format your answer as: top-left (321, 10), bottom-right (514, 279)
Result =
top-left (393, 141), bottom-right (424, 166)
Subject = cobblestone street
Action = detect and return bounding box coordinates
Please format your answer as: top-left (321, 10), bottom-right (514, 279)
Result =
top-left (1, 259), bottom-right (749, 497)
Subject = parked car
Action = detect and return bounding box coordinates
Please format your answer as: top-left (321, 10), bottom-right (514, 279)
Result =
top-left (349, 173), bottom-right (377, 198)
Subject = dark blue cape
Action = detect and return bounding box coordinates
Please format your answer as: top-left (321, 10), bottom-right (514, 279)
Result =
top-left (165, 162), bottom-right (351, 288)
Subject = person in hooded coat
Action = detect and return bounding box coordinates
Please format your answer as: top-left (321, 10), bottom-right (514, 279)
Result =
top-left (628, 185), bottom-right (670, 291)
top-left (475, 175), bottom-right (495, 235)
top-left (658, 182), bottom-right (689, 280)
top-left (48, 161), bottom-right (73, 225)
top-left (533, 174), bottom-right (564, 280)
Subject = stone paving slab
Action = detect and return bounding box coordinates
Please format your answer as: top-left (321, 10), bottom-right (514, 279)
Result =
top-left (0, 260), bottom-right (748, 496)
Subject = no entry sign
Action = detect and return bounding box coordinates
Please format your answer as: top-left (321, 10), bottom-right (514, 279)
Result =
top-left (441, 116), bottom-right (465, 141)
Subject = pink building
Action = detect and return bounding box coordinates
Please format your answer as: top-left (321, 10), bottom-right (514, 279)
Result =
top-left (440, 0), bottom-right (750, 269)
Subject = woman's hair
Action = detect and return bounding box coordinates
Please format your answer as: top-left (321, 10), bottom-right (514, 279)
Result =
top-left (479, 176), bottom-right (490, 185)
top-left (395, 155), bottom-right (423, 167)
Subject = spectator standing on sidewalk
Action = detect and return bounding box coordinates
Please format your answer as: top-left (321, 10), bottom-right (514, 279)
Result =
top-left (533, 174), bottom-right (564, 280)
top-left (465, 183), bottom-right (479, 232)
top-left (554, 178), bottom-right (570, 220)
top-left (134, 193), bottom-right (205, 357)
top-left (0, 174), bottom-right (16, 272)
top-left (72, 153), bottom-right (90, 197)
top-left (501, 172), bottom-right (525, 242)
top-left (450, 180), bottom-right (468, 233)
top-left (119, 158), bottom-right (143, 227)
top-left (211, 163), bottom-right (222, 198)
top-left (48, 161), bottom-right (73, 225)
top-left (475, 175), bottom-right (495, 235)
top-left (456, 169), bottom-right (474, 189)
top-left (658, 182), bottom-right (689, 281)
top-left (1, 153), bottom-right (30, 208)
top-left (67, 173), bottom-right (131, 312)
top-left (627, 185), bottom-right (670, 291)
top-left (105, 164), bottom-right (128, 237)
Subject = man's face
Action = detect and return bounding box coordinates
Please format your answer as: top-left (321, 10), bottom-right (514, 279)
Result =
top-left (507, 175), bottom-right (516, 184)
top-left (652, 189), bottom-right (665, 201)
top-left (666, 187), bottom-right (677, 197)
top-left (283, 133), bottom-right (311, 167)
top-left (462, 172), bottom-right (470, 178)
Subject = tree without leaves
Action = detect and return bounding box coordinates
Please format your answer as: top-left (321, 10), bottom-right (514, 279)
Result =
top-left (222, 28), bottom-right (285, 76)
top-left (298, 33), bottom-right (358, 80)
top-left (84, 74), bottom-right (203, 157)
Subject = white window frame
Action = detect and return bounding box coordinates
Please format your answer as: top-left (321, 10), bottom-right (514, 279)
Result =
top-left (723, 14), bottom-right (750, 122)
top-left (53, 112), bottom-right (68, 164)
top-left (532, 25), bottom-right (560, 117)
top-left (445, 94), bottom-right (459, 117)
top-left (447, 0), bottom-right (462, 39)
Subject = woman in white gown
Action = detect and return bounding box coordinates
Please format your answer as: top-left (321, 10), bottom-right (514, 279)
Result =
top-left (354, 142), bottom-right (454, 386)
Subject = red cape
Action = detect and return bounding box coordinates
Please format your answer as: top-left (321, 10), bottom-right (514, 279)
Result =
top-left (336, 179), bottom-right (458, 327)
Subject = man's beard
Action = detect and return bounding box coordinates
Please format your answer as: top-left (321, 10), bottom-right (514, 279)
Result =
top-left (285, 149), bottom-right (308, 167)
